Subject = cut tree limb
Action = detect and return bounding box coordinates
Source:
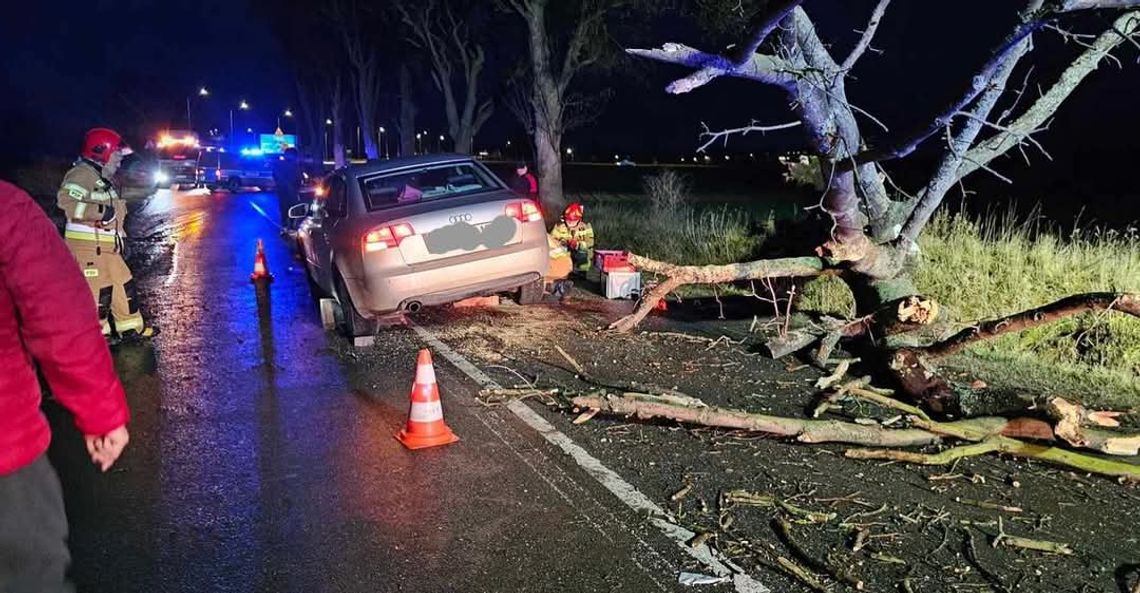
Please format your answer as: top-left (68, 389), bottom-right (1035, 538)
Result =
top-left (845, 436), bottom-right (1140, 481)
top-left (608, 254), bottom-right (825, 333)
top-left (1046, 396), bottom-right (1140, 456)
top-left (570, 392), bottom-right (942, 447)
top-left (917, 292), bottom-right (1140, 359)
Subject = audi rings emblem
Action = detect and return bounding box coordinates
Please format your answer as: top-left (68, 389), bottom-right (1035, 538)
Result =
top-left (449, 213), bottom-right (473, 223)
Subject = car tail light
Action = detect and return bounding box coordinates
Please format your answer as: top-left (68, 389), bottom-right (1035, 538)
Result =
top-left (506, 200), bottom-right (543, 223)
top-left (364, 223), bottom-right (416, 252)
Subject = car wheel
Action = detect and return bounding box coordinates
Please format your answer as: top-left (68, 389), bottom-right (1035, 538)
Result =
top-left (515, 277), bottom-right (545, 305)
top-left (334, 272), bottom-right (376, 338)
top-left (227, 177), bottom-right (242, 192)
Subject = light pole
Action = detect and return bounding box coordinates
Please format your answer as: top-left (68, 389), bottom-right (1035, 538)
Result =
top-left (230, 100), bottom-right (250, 148)
top-left (325, 118), bottom-right (333, 161)
top-left (415, 133), bottom-right (422, 155)
top-left (278, 108), bottom-right (293, 130)
top-left (378, 126), bottom-right (387, 158)
top-left (438, 134), bottom-right (444, 152)
top-left (566, 147), bottom-right (574, 162)
top-left (186, 87), bottom-right (209, 131)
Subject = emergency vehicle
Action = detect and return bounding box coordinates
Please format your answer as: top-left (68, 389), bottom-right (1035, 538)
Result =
top-left (154, 130), bottom-right (201, 189)
top-left (196, 147), bottom-right (277, 192)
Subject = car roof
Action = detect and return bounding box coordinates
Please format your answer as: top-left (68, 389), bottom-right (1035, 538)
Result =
top-left (338, 154), bottom-right (476, 179)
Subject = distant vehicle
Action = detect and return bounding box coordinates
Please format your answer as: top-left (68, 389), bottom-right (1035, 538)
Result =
top-left (616, 158), bottom-right (636, 167)
top-left (154, 130), bottom-right (201, 189)
top-left (196, 148), bottom-right (277, 192)
top-left (291, 154), bottom-right (549, 337)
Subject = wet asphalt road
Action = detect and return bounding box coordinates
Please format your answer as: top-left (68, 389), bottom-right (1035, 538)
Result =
top-left (43, 189), bottom-right (695, 593)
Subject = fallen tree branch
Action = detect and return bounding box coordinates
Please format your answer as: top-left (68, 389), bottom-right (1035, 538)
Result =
top-left (917, 292), bottom-right (1140, 359)
top-left (1046, 396), bottom-right (1140, 456)
top-left (609, 254), bottom-right (825, 333)
top-left (845, 436), bottom-right (1140, 481)
top-left (723, 489), bottom-right (836, 524)
top-left (774, 516), bottom-right (865, 590)
top-left (992, 516), bottom-right (1074, 555)
top-left (571, 392), bottom-right (942, 448)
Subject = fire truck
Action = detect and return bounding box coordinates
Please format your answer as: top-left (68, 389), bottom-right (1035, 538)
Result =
top-left (154, 130), bottom-right (201, 189)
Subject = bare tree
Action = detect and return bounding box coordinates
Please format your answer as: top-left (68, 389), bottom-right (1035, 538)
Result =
top-left (398, 0), bottom-right (494, 155)
top-left (330, 75), bottom-right (347, 168)
top-left (617, 1), bottom-right (1139, 321)
top-left (331, 0), bottom-right (381, 160)
top-left (612, 1), bottom-right (1140, 410)
top-left (396, 64), bottom-right (418, 158)
top-left (505, 0), bottom-right (617, 212)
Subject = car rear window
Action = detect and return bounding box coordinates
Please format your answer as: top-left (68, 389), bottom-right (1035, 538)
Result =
top-left (359, 162), bottom-right (498, 211)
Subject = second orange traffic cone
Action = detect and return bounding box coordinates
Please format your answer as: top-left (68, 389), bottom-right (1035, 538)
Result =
top-left (250, 239), bottom-right (273, 282)
top-left (397, 349), bottom-right (459, 450)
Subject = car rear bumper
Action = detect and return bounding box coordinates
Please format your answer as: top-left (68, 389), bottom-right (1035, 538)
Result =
top-left (349, 241), bottom-right (549, 315)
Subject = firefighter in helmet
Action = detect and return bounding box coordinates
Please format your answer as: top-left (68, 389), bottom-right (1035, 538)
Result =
top-left (550, 202), bottom-right (594, 272)
top-left (57, 128), bottom-right (157, 342)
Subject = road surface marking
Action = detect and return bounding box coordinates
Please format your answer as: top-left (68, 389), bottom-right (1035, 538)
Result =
top-left (249, 200), bottom-right (285, 231)
top-left (412, 323), bottom-right (769, 593)
top-left (163, 241), bottom-right (180, 287)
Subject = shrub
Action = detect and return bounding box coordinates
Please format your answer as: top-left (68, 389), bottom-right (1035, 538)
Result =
top-left (642, 169), bottom-right (689, 216)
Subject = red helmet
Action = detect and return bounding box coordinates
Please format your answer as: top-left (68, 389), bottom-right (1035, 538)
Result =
top-left (563, 202), bottom-right (584, 223)
top-left (81, 128), bottom-right (129, 164)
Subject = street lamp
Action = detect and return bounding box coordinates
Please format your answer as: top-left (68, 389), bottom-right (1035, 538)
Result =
top-left (186, 86), bottom-right (209, 131)
top-left (415, 133), bottom-right (422, 155)
top-left (278, 108), bottom-right (293, 130)
top-left (378, 126), bottom-right (387, 158)
top-left (438, 134), bottom-right (445, 152)
top-left (230, 100), bottom-right (250, 147)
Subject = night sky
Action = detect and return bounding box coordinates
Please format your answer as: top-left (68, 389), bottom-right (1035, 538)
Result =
top-left (2, 0), bottom-right (1137, 219)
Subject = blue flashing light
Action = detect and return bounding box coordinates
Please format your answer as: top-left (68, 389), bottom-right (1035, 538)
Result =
top-left (240, 147), bottom-right (264, 157)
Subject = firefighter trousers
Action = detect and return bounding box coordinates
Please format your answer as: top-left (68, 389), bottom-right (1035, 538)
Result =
top-left (65, 237), bottom-right (146, 336)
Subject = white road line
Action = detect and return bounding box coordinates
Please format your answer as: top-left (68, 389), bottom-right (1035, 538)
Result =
top-left (411, 323), bottom-right (769, 593)
top-left (163, 241), bottom-right (180, 287)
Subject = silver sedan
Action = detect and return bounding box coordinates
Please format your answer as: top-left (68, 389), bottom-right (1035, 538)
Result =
top-left (292, 155), bottom-right (549, 337)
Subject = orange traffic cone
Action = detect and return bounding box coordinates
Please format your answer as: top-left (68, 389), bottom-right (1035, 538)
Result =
top-left (397, 349), bottom-right (459, 449)
top-left (250, 239), bottom-right (273, 282)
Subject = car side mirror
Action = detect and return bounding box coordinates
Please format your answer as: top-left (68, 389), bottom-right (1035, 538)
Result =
top-left (288, 203), bottom-right (310, 219)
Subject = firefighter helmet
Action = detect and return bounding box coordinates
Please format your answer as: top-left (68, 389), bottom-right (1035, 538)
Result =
top-left (81, 128), bottom-right (129, 164)
top-left (563, 202), bottom-right (584, 223)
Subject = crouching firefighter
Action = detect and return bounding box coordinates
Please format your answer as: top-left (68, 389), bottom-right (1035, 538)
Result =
top-left (550, 202), bottom-right (594, 272)
top-left (57, 128), bottom-right (157, 342)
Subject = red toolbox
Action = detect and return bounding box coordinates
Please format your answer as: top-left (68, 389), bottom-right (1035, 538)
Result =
top-left (593, 250), bottom-right (630, 272)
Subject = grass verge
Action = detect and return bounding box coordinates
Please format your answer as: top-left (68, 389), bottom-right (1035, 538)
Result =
top-left (800, 209), bottom-right (1140, 404)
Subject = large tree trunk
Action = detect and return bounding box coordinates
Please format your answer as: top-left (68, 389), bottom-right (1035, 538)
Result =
top-left (354, 69), bottom-right (380, 160)
top-left (397, 64), bottom-right (417, 158)
top-left (534, 127), bottom-right (564, 213)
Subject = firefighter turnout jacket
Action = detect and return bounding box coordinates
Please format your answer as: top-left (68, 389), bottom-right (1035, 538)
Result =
top-left (57, 160), bottom-right (146, 336)
top-left (550, 221), bottom-right (595, 271)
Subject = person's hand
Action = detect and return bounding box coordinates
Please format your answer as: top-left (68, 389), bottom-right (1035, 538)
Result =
top-left (85, 425), bottom-right (129, 472)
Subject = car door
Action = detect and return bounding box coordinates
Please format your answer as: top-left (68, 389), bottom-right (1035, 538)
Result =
top-left (308, 175), bottom-right (347, 290)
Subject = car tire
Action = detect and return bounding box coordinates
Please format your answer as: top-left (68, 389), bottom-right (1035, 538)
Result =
top-left (516, 277), bottom-right (545, 305)
top-left (334, 272), bottom-right (376, 338)
top-left (227, 177), bottom-right (242, 192)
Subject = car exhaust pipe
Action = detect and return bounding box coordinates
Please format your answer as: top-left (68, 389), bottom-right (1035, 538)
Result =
top-left (405, 301), bottom-right (422, 313)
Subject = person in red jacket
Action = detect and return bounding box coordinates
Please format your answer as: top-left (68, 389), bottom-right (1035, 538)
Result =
top-left (0, 180), bottom-right (130, 593)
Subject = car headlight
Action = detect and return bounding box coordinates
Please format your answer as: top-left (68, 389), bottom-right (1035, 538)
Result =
top-left (154, 171), bottom-right (170, 184)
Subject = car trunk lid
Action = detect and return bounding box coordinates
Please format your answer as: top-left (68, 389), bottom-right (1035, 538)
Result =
top-left (368, 194), bottom-right (527, 266)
